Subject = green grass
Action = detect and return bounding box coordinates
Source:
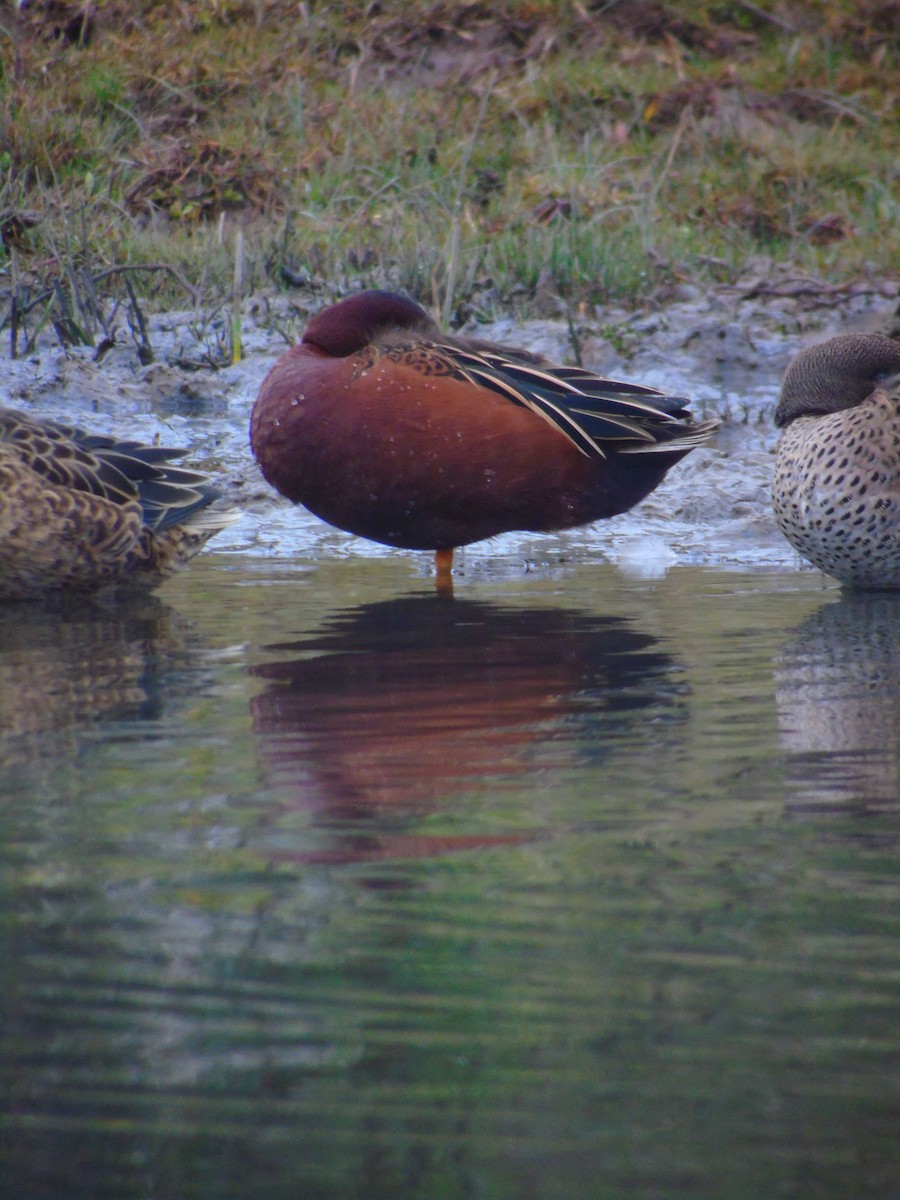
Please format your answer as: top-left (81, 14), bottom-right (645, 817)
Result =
top-left (1, 0), bottom-right (897, 343)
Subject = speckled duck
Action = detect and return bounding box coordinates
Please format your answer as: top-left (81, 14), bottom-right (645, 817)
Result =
top-left (772, 333), bottom-right (900, 589)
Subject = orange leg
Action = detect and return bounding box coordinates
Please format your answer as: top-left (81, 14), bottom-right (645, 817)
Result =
top-left (434, 547), bottom-right (454, 594)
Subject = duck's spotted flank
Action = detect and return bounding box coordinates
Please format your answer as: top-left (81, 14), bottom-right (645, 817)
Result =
top-left (772, 333), bottom-right (900, 589)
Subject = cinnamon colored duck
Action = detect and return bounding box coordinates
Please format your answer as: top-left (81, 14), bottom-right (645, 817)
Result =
top-left (0, 408), bottom-right (233, 600)
top-left (251, 291), bottom-right (718, 579)
top-left (772, 333), bottom-right (900, 589)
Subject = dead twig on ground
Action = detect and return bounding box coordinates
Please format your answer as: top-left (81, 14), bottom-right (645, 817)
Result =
top-left (726, 276), bottom-right (898, 305)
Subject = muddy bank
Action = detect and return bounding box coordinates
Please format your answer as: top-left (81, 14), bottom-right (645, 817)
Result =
top-left (2, 275), bottom-right (897, 579)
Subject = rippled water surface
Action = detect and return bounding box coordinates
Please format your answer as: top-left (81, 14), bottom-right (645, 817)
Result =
top-left (1, 555), bottom-right (898, 1200)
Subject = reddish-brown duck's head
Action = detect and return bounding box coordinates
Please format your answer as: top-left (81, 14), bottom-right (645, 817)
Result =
top-left (301, 290), bottom-right (434, 357)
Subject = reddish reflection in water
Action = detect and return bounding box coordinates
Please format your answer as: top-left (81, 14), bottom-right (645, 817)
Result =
top-left (250, 595), bottom-right (679, 863)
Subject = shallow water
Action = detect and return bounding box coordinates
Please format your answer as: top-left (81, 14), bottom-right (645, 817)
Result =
top-left (1, 554), bottom-right (898, 1200)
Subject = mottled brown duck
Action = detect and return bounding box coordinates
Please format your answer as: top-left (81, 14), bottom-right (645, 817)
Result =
top-left (0, 408), bottom-right (232, 600)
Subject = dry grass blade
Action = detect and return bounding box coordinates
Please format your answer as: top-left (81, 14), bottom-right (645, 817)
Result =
top-left (442, 70), bottom-right (496, 328)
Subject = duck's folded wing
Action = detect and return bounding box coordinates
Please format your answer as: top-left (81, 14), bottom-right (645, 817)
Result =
top-left (443, 345), bottom-right (706, 457)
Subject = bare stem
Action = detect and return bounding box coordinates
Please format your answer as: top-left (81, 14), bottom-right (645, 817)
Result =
top-left (442, 74), bottom-right (496, 328)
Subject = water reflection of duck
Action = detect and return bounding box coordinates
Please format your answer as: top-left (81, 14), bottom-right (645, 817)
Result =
top-left (0, 596), bottom-right (202, 769)
top-left (773, 592), bottom-right (900, 811)
top-left (250, 595), bottom-right (682, 863)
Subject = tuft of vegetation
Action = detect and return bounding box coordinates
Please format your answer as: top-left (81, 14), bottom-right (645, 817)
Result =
top-left (1, 0), bottom-right (897, 348)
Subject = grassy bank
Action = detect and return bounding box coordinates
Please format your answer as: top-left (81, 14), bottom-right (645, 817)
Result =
top-left (1, 0), bottom-right (897, 347)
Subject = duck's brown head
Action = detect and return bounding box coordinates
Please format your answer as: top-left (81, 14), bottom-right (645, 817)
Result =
top-left (301, 291), bottom-right (435, 358)
top-left (775, 333), bottom-right (900, 428)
